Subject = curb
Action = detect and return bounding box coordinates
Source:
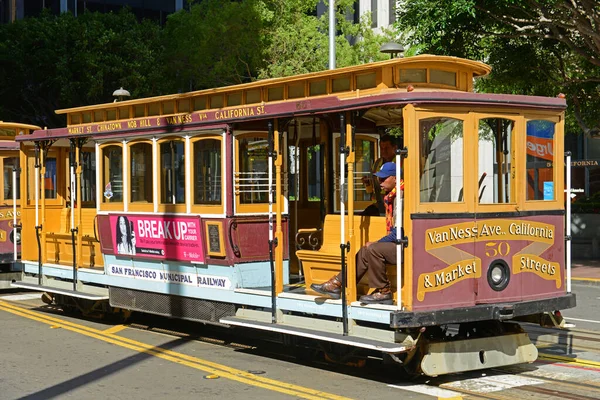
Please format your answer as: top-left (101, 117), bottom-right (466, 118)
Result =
top-left (572, 277), bottom-right (600, 287)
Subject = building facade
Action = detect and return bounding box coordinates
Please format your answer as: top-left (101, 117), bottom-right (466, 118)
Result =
top-left (1, 0), bottom-right (183, 24)
top-left (317, 0), bottom-right (397, 34)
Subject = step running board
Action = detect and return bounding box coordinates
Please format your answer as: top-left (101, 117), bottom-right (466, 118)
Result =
top-left (220, 316), bottom-right (408, 353)
top-left (10, 282), bottom-right (109, 301)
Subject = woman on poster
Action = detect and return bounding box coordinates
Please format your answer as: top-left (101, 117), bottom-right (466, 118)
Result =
top-left (116, 215), bottom-right (136, 255)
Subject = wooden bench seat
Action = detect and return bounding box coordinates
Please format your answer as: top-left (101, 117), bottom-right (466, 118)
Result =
top-left (45, 208), bottom-right (101, 268)
top-left (296, 214), bottom-right (398, 297)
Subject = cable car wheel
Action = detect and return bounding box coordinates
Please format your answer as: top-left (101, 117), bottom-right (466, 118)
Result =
top-left (319, 342), bottom-right (366, 368)
top-left (50, 294), bottom-right (118, 320)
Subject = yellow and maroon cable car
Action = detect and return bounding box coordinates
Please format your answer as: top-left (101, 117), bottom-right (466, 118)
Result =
top-left (12, 55), bottom-right (575, 376)
top-left (0, 122), bottom-right (39, 288)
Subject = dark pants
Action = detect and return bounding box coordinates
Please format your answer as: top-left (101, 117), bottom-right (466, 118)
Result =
top-left (336, 242), bottom-right (396, 289)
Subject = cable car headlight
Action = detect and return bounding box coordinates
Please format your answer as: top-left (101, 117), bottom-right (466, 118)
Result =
top-left (487, 260), bottom-right (510, 291)
top-left (9, 229), bottom-right (21, 245)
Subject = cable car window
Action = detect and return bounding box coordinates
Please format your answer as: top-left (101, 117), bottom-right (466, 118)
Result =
top-left (419, 117), bottom-right (464, 203)
top-left (478, 118), bottom-right (514, 204)
top-left (238, 136), bottom-right (268, 204)
top-left (3, 157), bottom-right (19, 201)
top-left (400, 69), bottom-right (426, 83)
top-left (289, 145), bottom-right (299, 201)
top-left (160, 140), bottom-right (185, 204)
top-left (80, 151), bottom-right (96, 207)
top-left (194, 138), bottom-right (221, 205)
top-left (526, 120), bottom-right (555, 201)
top-left (0, 127), bottom-right (16, 138)
top-left (430, 69), bottom-right (457, 87)
top-left (130, 142), bottom-right (153, 204)
top-left (307, 144), bottom-right (323, 202)
top-left (44, 157), bottom-right (57, 199)
top-left (355, 139), bottom-right (376, 202)
top-left (102, 145), bottom-right (122, 203)
top-left (333, 135), bottom-right (377, 212)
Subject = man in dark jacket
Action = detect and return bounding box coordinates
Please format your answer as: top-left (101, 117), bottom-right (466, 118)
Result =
top-left (311, 162), bottom-right (401, 305)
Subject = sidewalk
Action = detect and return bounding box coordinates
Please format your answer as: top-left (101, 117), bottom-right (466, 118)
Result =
top-left (572, 259), bottom-right (600, 284)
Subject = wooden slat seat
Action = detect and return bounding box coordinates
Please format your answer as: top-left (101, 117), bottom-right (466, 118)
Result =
top-left (296, 214), bottom-right (397, 296)
top-left (45, 208), bottom-right (100, 268)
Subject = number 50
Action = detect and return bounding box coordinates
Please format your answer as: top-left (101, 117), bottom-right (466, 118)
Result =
top-left (485, 242), bottom-right (510, 257)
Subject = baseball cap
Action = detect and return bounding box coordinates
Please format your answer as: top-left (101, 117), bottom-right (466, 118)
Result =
top-left (373, 162), bottom-right (396, 179)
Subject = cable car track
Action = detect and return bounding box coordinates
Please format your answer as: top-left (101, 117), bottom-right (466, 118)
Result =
top-left (3, 295), bottom-right (600, 399)
top-left (124, 311), bottom-right (600, 400)
top-left (525, 324), bottom-right (600, 354)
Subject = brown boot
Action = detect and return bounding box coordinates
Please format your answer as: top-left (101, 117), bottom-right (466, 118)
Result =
top-left (310, 276), bottom-right (342, 299)
top-left (359, 287), bottom-right (393, 305)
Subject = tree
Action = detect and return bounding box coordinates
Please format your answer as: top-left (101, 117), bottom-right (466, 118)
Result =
top-left (0, 1), bottom-right (396, 126)
top-left (163, 0), bottom-right (267, 90)
top-left (258, 0), bottom-right (394, 79)
top-left (395, 0), bottom-right (600, 136)
top-left (0, 9), bottom-right (169, 128)
top-left (165, 0), bottom-right (394, 84)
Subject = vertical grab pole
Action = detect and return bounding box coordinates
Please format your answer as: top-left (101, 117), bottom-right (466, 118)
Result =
top-left (34, 143), bottom-right (42, 285)
top-left (565, 152), bottom-right (572, 293)
top-left (339, 114), bottom-right (349, 336)
top-left (395, 149), bottom-right (402, 310)
top-left (12, 159), bottom-right (19, 262)
top-left (395, 147), bottom-right (408, 310)
top-left (70, 140), bottom-right (78, 291)
top-left (267, 121), bottom-right (277, 323)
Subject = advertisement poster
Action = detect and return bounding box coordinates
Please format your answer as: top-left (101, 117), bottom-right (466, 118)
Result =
top-left (526, 120), bottom-right (554, 161)
top-left (110, 214), bottom-right (204, 263)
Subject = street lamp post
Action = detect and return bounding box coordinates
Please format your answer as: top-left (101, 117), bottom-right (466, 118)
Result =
top-left (329, 0), bottom-right (335, 69)
top-left (380, 42), bottom-right (404, 59)
top-left (112, 87), bottom-right (130, 102)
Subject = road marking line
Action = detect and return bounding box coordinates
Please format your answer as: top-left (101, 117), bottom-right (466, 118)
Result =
top-left (103, 324), bottom-right (127, 334)
top-left (538, 353), bottom-right (600, 369)
top-left (389, 383), bottom-right (462, 399)
top-left (1, 293), bottom-right (42, 301)
top-left (562, 316), bottom-right (600, 324)
top-left (0, 301), bottom-right (350, 400)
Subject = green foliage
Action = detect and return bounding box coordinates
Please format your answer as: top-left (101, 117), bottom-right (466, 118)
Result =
top-left (0, 1), bottom-right (395, 126)
top-left (258, 0), bottom-right (393, 78)
top-left (163, 0), bottom-right (266, 89)
top-left (395, 0), bottom-right (600, 137)
top-left (572, 191), bottom-right (600, 214)
top-left (0, 9), bottom-right (168, 127)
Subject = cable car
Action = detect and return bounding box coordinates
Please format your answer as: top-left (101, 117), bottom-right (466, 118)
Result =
top-left (12, 55), bottom-right (575, 376)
